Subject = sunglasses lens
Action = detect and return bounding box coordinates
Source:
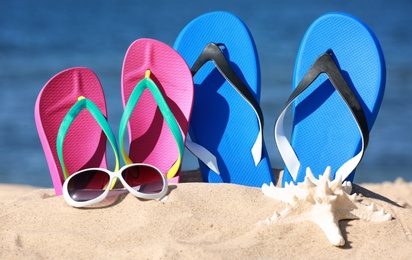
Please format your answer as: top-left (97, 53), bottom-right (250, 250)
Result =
top-left (67, 169), bottom-right (110, 202)
top-left (122, 165), bottom-right (165, 194)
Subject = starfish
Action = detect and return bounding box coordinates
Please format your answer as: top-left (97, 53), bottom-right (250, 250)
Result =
top-left (260, 166), bottom-right (392, 246)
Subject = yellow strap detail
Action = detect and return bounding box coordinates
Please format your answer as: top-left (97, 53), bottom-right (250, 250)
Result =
top-left (121, 144), bottom-right (134, 165)
top-left (145, 69), bottom-right (151, 78)
top-left (166, 154), bottom-right (181, 179)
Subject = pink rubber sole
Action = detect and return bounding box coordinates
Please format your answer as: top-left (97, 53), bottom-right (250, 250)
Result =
top-left (121, 39), bottom-right (193, 183)
top-left (35, 68), bottom-right (108, 195)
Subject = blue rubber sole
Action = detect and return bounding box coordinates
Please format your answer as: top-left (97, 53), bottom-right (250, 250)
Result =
top-left (282, 12), bottom-right (386, 185)
top-left (174, 11), bottom-right (274, 187)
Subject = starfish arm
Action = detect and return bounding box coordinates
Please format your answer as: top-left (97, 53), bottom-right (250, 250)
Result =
top-left (312, 213), bottom-right (346, 247)
top-left (348, 203), bottom-right (392, 222)
top-left (262, 183), bottom-right (295, 204)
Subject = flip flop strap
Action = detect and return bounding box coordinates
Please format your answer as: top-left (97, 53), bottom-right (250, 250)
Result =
top-left (275, 51), bottom-right (369, 182)
top-left (56, 96), bottom-right (120, 180)
top-left (189, 42), bottom-right (264, 167)
top-left (119, 70), bottom-right (184, 179)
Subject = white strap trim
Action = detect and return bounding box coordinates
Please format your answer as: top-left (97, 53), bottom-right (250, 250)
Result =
top-left (251, 113), bottom-right (263, 166)
top-left (185, 139), bottom-right (220, 174)
top-left (274, 102), bottom-right (300, 181)
top-left (275, 96), bottom-right (365, 182)
top-left (335, 119), bottom-right (365, 181)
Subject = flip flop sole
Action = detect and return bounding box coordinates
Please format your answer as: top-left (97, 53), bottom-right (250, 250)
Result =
top-left (121, 38), bottom-right (193, 183)
top-left (282, 12), bottom-right (385, 184)
top-left (174, 11), bottom-right (274, 187)
top-left (35, 68), bottom-right (108, 195)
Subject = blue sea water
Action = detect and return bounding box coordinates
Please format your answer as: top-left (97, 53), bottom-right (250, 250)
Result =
top-left (1, 0), bottom-right (412, 188)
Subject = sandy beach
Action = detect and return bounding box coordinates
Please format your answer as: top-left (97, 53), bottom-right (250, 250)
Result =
top-left (1, 170), bottom-right (411, 259)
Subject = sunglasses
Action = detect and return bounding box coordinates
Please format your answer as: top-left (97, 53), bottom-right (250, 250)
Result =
top-left (56, 91), bottom-right (178, 207)
top-left (62, 163), bottom-right (168, 208)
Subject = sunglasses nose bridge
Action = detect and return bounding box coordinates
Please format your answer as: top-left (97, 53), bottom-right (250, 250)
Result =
top-left (117, 171), bottom-right (129, 188)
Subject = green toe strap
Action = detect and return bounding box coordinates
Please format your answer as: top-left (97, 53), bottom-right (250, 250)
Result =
top-left (56, 96), bottom-right (120, 180)
top-left (119, 70), bottom-right (184, 179)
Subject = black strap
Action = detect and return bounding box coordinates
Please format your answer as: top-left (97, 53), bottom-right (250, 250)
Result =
top-left (191, 42), bottom-right (264, 126)
top-left (283, 51), bottom-right (369, 149)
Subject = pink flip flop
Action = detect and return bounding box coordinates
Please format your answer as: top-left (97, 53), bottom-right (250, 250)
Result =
top-left (121, 38), bottom-right (193, 183)
top-left (35, 68), bottom-right (108, 195)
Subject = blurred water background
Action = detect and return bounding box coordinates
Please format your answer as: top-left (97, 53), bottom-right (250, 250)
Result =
top-left (1, 0), bottom-right (412, 187)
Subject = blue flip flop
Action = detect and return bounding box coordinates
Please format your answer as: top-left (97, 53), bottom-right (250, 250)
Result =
top-left (276, 12), bottom-right (385, 186)
top-left (174, 11), bottom-right (274, 187)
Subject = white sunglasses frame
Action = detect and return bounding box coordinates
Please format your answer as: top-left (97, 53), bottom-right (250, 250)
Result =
top-left (62, 163), bottom-right (168, 208)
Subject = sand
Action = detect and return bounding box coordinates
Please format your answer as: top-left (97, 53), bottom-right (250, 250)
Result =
top-left (1, 170), bottom-right (411, 259)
